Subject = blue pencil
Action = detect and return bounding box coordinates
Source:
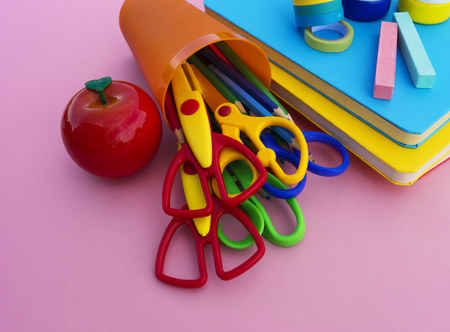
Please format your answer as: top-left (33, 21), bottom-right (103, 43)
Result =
top-left (198, 47), bottom-right (283, 117)
top-left (209, 63), bottom-right (299, 150)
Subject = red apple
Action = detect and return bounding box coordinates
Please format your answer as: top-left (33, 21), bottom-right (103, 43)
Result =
top-left (61, 77), bottom-right (162, 178)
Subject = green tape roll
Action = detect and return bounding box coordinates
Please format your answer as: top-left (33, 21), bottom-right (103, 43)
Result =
top-left (304, 20), bottom-right (353, 53)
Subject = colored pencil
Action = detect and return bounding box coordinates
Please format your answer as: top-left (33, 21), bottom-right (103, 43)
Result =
top-left (215, 41), bottom-right (294, 122)
top-left (198, 46), bottom-right (288, 120)
top-left (209, 43), bottom-right (236, 70)
top-left (187, 54), bottom-right (246, 114)
top-left (209, 63), bottom-right (300, 150)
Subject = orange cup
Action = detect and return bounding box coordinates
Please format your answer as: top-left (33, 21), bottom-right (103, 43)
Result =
top-left (119, 0), bottom-right (271, 125)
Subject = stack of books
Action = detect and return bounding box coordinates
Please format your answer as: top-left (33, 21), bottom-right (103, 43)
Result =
top-left (204, 0), bottom-right (450, 185)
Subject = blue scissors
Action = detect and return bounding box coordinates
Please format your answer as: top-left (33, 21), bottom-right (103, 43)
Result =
top-left (254, 130), bottom-right (349, 199)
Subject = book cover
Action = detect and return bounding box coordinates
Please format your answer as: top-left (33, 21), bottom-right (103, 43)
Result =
top-left (204, 0), bottom-right (450, 148)
top-left (269, 63), bottom-right (450, 185)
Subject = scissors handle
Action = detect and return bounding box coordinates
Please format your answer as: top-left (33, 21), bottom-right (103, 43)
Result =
top-left (155, 214), bottom-right (208, 288)
top-left (260, 172), bottom-right (306, 247)
top-left (155, 198), bottom-right (265, 288)
top-left (295, 131), bottom-right (350, 177)
top-left (214, 103), bottom-right (309, 186)
top-left (162, 143), bottom-right (214, 218)
top-left (218, 161), bottom-right (306, 247)
top-left (260, 133), bottom-right (307, 199)
top-left (162, 132), bottom-right (267, 218)
top-left (216, 168), bottom-right (265, 249)
top-left (210, 133), bottom-right (268, 207)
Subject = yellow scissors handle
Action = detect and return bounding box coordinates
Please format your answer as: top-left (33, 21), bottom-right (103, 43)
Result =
top-left (211, 147), bottom-right (261, 200)
top-left (214, 103), bottom-right (309, 185)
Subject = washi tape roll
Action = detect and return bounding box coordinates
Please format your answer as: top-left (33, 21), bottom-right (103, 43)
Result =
top-left (398, 0), bottom-right (450, 24)
top-left (295, 7), bottom-right (344, 27)
top-left (294, 0), bottom-right (343, 16)
top-left (342, 0), bottom-right (392, 21)
top-left (304, 21), bottom-right (353, 52)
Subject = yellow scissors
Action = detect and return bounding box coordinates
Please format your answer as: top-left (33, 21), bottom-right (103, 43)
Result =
top-left (189, 62), bottom-right (309, 186)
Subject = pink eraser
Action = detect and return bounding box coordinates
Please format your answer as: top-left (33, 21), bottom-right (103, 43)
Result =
top-left (373, 21), bottom-right (398, 100)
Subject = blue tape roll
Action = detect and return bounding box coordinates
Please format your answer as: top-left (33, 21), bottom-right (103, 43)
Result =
top-left (294, 0), bottom-right (343, 16)
top-left (342, 0), bottom-right (392, 21)
top-left (295, 7), bottom-right (344, 27)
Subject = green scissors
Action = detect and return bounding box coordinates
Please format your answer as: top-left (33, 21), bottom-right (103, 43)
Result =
top-left (217, 160), bottom-right (305, 248)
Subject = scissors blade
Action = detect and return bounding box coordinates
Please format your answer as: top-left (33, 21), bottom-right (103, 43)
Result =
top-left (180, 160), bottom-right (211, 237)
top-left (171, 63), bottom-right (212, 169)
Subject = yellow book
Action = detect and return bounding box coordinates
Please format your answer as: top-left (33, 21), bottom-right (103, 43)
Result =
top-left (269, 63), bottom-right (450, 185)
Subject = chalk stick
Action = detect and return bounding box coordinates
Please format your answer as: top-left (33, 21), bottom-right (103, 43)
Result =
top-left (392, 12), bottom-right (435, 88)
top-left (373, 21), bottom-right (398, 100)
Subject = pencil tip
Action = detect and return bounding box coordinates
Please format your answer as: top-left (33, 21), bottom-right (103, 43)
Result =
top-left (273, 107), bottom-right (293, 122)
top-left (290, 137), bottom-right (300, 151)
top-left (235, 101), bottom-right (247, 115)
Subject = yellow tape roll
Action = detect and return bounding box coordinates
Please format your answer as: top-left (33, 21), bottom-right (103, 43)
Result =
top-left (304, 21), bottom-right (353, 53)
top-left (398, 0), bottom-right (450, 24)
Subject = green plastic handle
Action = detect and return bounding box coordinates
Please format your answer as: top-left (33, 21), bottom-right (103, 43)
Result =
top-left (217, 168), bottom-right (265, 249)
top-left (260, 173), bottom-right (305, 247)
top-left (218, 160), bottom-right (305, 248)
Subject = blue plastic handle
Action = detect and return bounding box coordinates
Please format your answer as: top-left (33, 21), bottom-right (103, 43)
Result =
top-left (260, 134), bottom-right (307, 199)
top-left (294, 131), bottom-right (349, 177)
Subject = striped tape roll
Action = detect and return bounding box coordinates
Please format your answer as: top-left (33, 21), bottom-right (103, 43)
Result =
top-left (294, 0), bottom-right (343, 15)
top-left (295, 7), bottom-right (344, 27)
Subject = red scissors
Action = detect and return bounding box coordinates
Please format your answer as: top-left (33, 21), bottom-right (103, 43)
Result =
top-left (155, 196), bottom-right (266, 288)
top-left (162, 63), bottom-right (268, 219)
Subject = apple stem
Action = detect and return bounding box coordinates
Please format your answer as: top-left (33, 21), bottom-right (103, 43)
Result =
top-left (85, 77), bottom-right (112, 105)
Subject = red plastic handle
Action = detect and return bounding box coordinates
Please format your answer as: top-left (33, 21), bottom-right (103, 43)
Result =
top-left (155, 198), bottom-right (265, 288)
top-left (155, 214), bottom-right (208, 288)
top-left (162, 143), bottom-right (214, 218)
top-left (209, 197), bottom-right (266, 281)
top-left (162, 133), bottom-right (267, 218)
top-left (210, 133), bottom-right (268, 207)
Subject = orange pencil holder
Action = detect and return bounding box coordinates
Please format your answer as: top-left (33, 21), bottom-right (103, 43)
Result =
top-left (119, 0), bottom-right (271, 126)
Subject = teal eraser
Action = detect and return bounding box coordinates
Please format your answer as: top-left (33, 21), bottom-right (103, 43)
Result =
top-left (392, 12), bottom-right (436, 88)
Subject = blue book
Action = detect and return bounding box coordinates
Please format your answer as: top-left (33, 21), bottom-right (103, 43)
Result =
top-left (204, 0), bottom-right (450, 148)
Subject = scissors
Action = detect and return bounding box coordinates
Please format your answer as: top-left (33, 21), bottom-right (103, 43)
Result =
top-left (188, 61), bottom-right (310, 188)
top-left (155, 196), bottom-right (266, 288)
top-left (254, 130), bottom-right (350, 199)
top-left (162, 63), bottom-right (268, 218)
top-left (216, 160), bottom-right (306, 248)
top-left (213, 102), bottom-right (309, 186)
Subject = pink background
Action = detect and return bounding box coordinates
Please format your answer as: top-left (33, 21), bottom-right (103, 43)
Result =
top-left (2, 0), bottom-right (450, 331)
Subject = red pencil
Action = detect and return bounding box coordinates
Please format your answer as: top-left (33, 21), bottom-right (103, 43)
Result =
top-left (209, 44), bottom-right (237, 70)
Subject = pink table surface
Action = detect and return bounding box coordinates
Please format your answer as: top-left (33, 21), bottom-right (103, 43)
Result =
top-left (2, 0), bottom-right (450, 331)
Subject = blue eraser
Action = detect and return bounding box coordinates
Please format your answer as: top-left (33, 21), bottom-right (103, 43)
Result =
top-left (393, 12), bottom-right (436, 88)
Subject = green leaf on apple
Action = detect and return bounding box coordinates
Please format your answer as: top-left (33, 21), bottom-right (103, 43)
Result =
top-left (85, 77), bottom-right (112, 105)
